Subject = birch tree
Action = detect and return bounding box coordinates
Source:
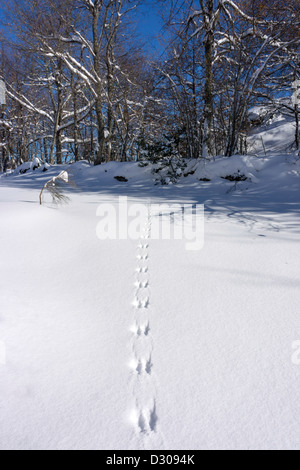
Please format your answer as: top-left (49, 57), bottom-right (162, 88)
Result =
top-left (161, 0), bottom-right (300, 157)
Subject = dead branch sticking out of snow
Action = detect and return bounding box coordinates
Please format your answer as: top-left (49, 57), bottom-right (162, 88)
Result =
top-left (39, 171), bottom-right (70, 205)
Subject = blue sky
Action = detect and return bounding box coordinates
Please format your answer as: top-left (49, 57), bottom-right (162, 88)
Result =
top-left (135, 2), bottom-right (163, 52)
top-left (0, 2), bottom-right (163, 52)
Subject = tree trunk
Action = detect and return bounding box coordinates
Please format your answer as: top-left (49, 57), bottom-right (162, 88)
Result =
top-left (295, 104), bottom-right (299, 150)
top-left (202, 1), bottom-right (214, 158)
top-left (56, 74), bottom-right (63, 164)
top-left (92, 6), bottom-right (105, 166)
top-left (49, 107), bottom-right (62, 164)
top-left (56, 126), bottom-right (62, 164)
top-left (106, 52), bottom-right (114, 162)
top-left (72, 82), bottom-right (79, 161)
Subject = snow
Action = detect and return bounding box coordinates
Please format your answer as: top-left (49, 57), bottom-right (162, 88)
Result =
top-left (13, 158), bottom-right (42, 175)
top-left (248, 110), bottom-right (296, 156)
top-left (192, 154), bottom-right (263, 183)
top-left (0, 119), bottom-right (300, 450)
top-left (0, 79), bottom-right (6, 105)
top-left (248, 106), bottom-right (267, 123)
top-left (56, 170), bottom-right (69, 183)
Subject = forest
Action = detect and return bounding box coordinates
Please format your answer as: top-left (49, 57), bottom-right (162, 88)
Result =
top-left (0, 0), bottom-right (299, 172)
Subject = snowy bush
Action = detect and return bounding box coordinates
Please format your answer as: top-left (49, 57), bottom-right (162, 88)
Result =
top-left (221, 172), bottom-right (248, 182)
top-left (137, 131), bottom-right (185, 165)
top-left (152, 157), bottom-right (187, 185)
top-left (15, 158), bottom-right (42, 175)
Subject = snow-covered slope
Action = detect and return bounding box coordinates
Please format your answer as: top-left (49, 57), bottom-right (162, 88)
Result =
top-left (0, 121), bottom-right (300, 450)
top-left (248, 104), bottom-right (297, 156)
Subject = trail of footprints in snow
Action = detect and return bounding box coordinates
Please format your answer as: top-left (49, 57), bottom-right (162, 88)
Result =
top-left (130, 205), bottom-right (158, 436)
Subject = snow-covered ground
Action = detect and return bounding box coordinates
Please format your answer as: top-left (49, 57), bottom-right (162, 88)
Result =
top-left (1, 120), bottom-right (300, 450)
top-left (248, 105), bottom-right (297, 156)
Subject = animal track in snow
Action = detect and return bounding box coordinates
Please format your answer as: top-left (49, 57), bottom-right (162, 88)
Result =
top-left (129, 203), bottom-right (161, 442)
top-left (134, 280), bottom-right (149, 289)
top-left (136, 254), bottom-right (149, 261)
top-left (132, 357), bottom-right (152, 376)
top-left (132, 297), bottom-right (149, 309)
top-left (136, 267), bottom-right (148, 274)
top-left (131, 322), bottom-right (150, 337)
top-left (132, 401), bottom-right (158, 434)
top-left (141, 232), bottom-right (150, 239)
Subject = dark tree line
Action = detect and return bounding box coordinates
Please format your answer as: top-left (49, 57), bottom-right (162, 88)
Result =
top-left (0, 0), bottom-right (299, 171)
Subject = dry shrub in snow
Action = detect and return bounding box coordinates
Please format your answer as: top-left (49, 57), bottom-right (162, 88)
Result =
top-left (39, 171), bottom-right (71, 205)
